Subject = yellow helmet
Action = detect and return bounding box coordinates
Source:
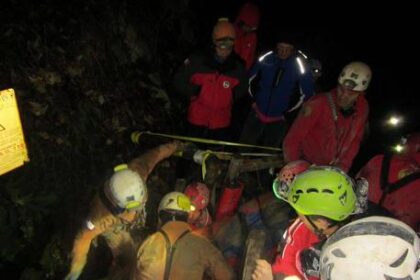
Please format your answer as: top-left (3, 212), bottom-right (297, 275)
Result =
top-left (158, 191), bottom-right (195, 213)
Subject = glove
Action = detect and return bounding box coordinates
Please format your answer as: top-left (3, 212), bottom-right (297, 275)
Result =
top-left (299, 245), bottom-right (321, 278)
top-left (192, 150), bottom-right (208, 165)
top-left (252, 259), bottom-right (273, 280)
top-left (176, 142), bottom-right (198, 160)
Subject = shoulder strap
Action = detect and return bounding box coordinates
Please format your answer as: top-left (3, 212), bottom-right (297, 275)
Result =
top-left (379, 154), bottom-right (420, 206)
top-left (159, 228), bottom-right (190, 280)
top-left (325, 92), bottom-right (337, 121)
top-left (379, 153), bottom-right (392, 192)
top-left (386, 172), bottom-right (420, 194)
top-left (325, 92), bottom-right (340, 162)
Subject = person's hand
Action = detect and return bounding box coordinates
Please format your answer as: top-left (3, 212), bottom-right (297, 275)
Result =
top-left (172, 140), bottom-right (184, 152)
top-left (64, 271), bottom-right (81, 280)
top-left (284, 276), bottom-right (302, 280)
top-left (252, 259), bottom-right (273, 280)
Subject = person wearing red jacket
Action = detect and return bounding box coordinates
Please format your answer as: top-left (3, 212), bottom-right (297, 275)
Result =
top-left (283, 61), bottom-right (371, 172)
top-left (270, 219), bottom-right (320, 280)
top-left (234, 2), bottom-right (260, 70)
top-left (357, 132), bottom-right (420, 230)
top-left (173, 18), bottom-right (247, 140)
top-left (252, 166), bottom-right (358, 280)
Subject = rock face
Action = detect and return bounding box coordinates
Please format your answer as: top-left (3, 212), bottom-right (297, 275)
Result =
top-left (0, 0), bottom-right (195, 278)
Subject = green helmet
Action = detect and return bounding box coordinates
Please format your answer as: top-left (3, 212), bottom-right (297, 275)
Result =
top-left (287, 166), bottom-right (356, 221)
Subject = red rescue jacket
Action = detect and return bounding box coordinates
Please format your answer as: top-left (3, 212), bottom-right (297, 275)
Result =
top-left (357, 153), bottom-right (420, 229)
top-left (272, 219), bottom-right (319, 279)
top-left (283, 89), bottom-right (369, 171)
top-left (234, 3), bottom-right (260, 70)
top-left (173, 50), bottom-right (247, 129)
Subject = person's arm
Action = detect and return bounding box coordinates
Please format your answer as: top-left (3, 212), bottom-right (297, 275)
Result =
top-left (356, 155), bottom-right (378, 179)
top-left (233, 63), bottom-right (249, 103)
top-left (252, 259), bottom-right (273, 280)
top-left (245, 34), bottom-right (258, 70)
top-left (65, 227), bottom-right (102, 280)
top-left (173, 54), bottom-right (201, 101)
top-left (251, 260), bottom-right (302, 280)
top-left (128, 141), bottom-right (180, 181)
top-left (287, 59), bottom-right (314, 113)
top-left (297, 59), bottom-right (315, 102)
top-left (337, 100), bottom-right (369, 172)
top-left (248, 59), bottom-right (261, 99)
top-left (204, 240), bottom-right (235, 280)
top-left (282, 98), bottom-right (322, 162)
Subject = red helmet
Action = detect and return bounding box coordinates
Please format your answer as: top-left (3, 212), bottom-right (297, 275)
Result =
top-left (278, 160), bottom-right (311, 186)
top-left (273, 160), bottom-right (311, 200)
top-left (184, 182), bottom-right (210, 210)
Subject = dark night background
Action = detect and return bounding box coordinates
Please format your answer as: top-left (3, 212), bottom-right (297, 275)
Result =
top-left (0, 0), bottom-right (419, 278)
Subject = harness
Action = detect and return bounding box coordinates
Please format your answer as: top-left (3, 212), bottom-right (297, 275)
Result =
top-left (378, 153), bottom-right (420, 206)
top-left (159, 228), bottom-right (191, 280)
top-left (325, 92), bottom-right (357, 165)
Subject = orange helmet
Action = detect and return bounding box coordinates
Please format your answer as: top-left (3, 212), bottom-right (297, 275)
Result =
top-left (212, 18), bottom-right (236, 47)
top-left (184, 182), bottom-right (210, 210)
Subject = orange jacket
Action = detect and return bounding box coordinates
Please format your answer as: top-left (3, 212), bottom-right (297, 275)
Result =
top-left (66, 142), bottom-right (178, 280)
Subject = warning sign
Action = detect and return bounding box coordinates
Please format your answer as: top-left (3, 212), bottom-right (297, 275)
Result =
top-left (0, 88), bottom-right (29, 175)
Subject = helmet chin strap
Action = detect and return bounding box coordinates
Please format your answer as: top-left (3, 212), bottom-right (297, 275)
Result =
top-left (306, 216), bottom-right (338, 239)
top-left (100, 184), bottom-right (126, 215)
top-left (306, 216), bottom-right (326, 239)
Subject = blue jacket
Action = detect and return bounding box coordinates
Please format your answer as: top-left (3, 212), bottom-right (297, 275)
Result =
top-left (249, 52), bottom-right (314, 117)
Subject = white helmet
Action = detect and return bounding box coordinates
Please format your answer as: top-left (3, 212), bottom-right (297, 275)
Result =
top-left (107, 164), bottom-right (147, 210)
top-left (158, 191), bottom-right (195, 213)
top-left (320, 216), bottom-right (420, 280)
top-left (338, 61), bottom-right (372, 91)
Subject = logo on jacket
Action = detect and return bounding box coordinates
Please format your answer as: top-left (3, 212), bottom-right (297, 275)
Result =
top-left (398, 168), bottom-right (415, 180)
top-left (223, 81), bottom-right (230, 88)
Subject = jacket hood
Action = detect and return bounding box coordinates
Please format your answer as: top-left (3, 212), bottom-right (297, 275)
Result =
top-left (235, 3), bottom-right (260, 29)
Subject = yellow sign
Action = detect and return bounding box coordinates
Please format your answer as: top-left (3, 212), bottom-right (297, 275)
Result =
top-left (0, 88), bottom-right (29, 175)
